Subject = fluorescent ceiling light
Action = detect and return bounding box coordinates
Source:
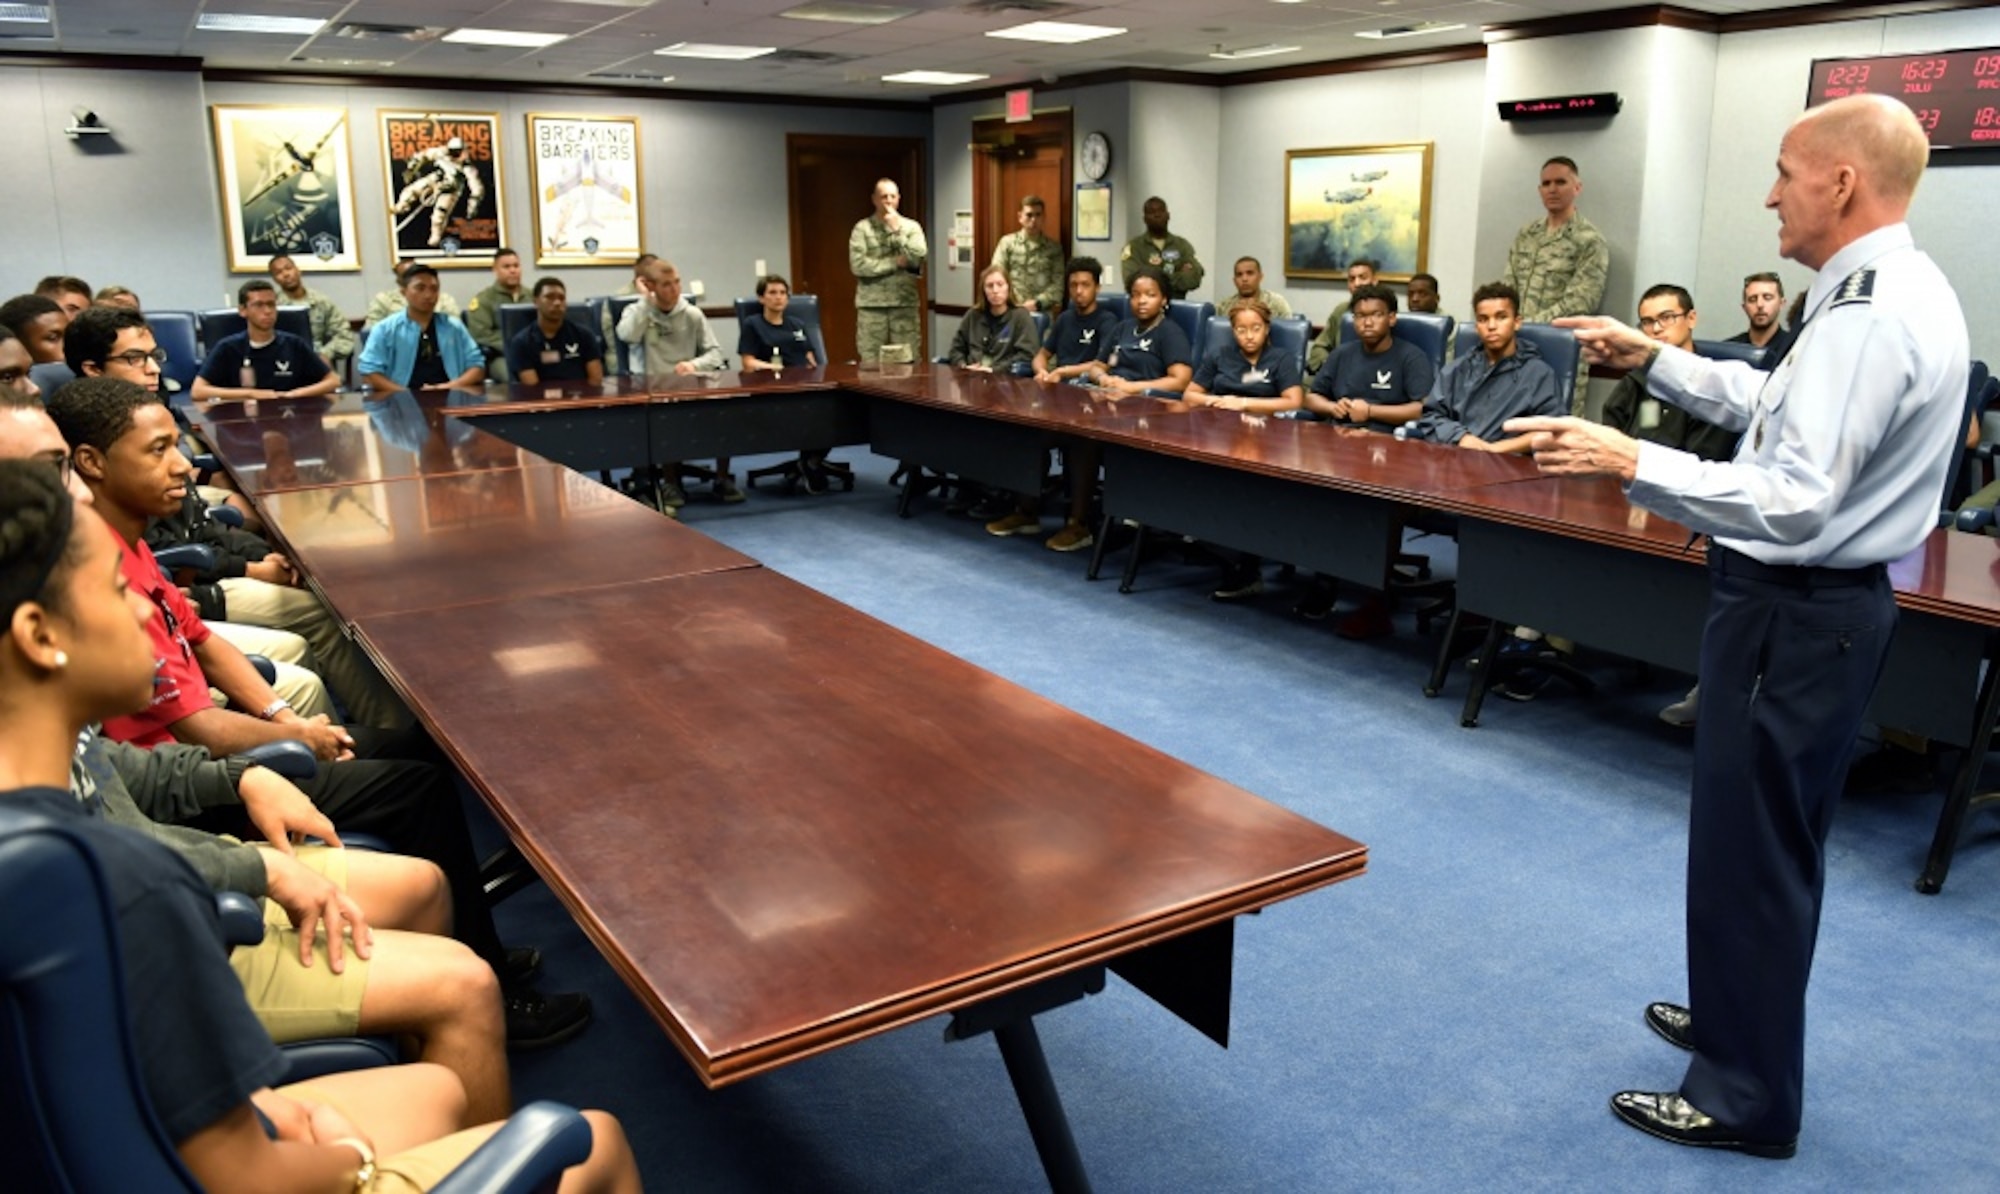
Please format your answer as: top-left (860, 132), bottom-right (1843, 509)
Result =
top-left (195, 13), bottom-right (328, 35)
top-left (444, 28), bottom-right (570, 47)
top-left (882, 69), bottom-right (989, 85)
top-left (1210, 44), bottom-right (1301, 60)
top-left (1356, 21), bottom-right (1465, 40)
top-left (556, 0), bottom-right (658, 6)
top-left (0, 4), bottom-right (52, 22)
top-left (782, 2), bottom-right (916, 24)
top-left (656, 41), bottom-right (777, 59)
top-left (986, 21), bottom-right (1125, 45)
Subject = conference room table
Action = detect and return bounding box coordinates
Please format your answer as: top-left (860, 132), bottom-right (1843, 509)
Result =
top-left (402, 363), bottom-right (2000, 892)
top-left (190, 383), bottom-right (1373, 1192)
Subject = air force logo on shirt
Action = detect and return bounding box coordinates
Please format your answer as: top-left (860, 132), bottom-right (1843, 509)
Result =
top-left (1080, 329), bottom-right (1097, 344)
top-left (274, 358), bottom-right (295, 378)
top-left (563, 341), bottom-right (581, 358)
top-left (1242, 366), bottom-right (1271, 386)
top-left (793, 329), bottom-right (807, 342)
top-left (1135, 336), bottom-right (1153, 352)
top-left (1371, 369), bottom-right (1393, 391)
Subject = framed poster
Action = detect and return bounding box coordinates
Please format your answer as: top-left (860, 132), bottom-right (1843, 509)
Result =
top-left (525, 114), bottom-right (644, 265)
top-left (1074, 181), bottom-right (1111, 242)
top-left (379, 111), bottom-right (506, 266)
top-left (1283, 142), bottom-right (1433, 282)
top-left (211, 104), bottom-right (361, 272)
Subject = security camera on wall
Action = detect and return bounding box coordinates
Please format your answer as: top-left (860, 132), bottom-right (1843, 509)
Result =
top-left (66, 105), bottom-right (112, 138)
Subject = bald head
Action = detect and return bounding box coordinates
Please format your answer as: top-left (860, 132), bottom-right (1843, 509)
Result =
top-left (1790, 94), bottom-right (1928, 205)
top-left (1768, 94), bottom-right (1929, 270)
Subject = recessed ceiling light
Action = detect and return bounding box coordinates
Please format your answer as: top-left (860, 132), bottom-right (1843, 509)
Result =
top-left (0, 4), bottom-right (51, 22)
top-left (986, 21), bottom-right (1125, 45)
top-left (1357, 21), bottom-right (1465, 39)
top-left (195, 13), bottom-right (328, 35)
top-left (655, 41), bottom-right (777, 59)
top-left (443, 28), bottom-right (570, 48)
top-left (882, 69), bottom-right (989, 85)
top-left (1210, 44), bottom-right (1302, 60)
top-left (781, 2), bottom-right (916, 24)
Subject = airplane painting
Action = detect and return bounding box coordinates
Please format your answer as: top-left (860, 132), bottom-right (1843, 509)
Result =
top-left (526, 114), bottom-right (645, 264)
top-left (1284, 143), bottom-right (1433, 281)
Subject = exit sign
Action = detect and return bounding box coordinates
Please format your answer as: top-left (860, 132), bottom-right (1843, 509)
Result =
top-left (1006, 88), bottom-right (1033, 123)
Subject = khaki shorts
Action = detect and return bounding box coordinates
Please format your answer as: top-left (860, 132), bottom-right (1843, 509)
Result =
top-left (230, 847), bottom-right (370, 1042)
top-left (281, 1082), bottom-right (491, 1192)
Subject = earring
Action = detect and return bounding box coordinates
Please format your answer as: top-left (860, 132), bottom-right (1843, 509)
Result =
top-left (52, 650), bottom-right (68, 668)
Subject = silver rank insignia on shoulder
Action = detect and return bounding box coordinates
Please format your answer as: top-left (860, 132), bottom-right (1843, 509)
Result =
top-left (1829, 267), bottom-right (1876, 309)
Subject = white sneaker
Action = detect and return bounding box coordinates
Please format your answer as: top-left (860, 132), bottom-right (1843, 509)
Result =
top-left (1659, 685), bottom-right (1699, 727)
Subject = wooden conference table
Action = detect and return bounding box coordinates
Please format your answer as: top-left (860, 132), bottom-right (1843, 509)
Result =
top-left (394, 364), bottom-right (2000, 893)
top-left (187, 388), bottom-right (1370, 1192)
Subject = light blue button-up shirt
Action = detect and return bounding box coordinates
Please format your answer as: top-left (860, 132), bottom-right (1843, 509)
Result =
top-left (1629, 223), bottom-right (1968, 568)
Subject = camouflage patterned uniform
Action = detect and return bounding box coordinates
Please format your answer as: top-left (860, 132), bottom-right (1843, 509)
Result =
top-left (464, 282), bottom-right (527, 382)
top-left (991, 231), bottom-right (1064, 310)
top-left (1504, 212), bottom-right (1609, 413)
top-left (1218, 288), bottom-right (1294, 320)
top-left (284, 286), bottom-right (356, 363)
top-left (850, 213), bottom-right (928, 362)
top-left (1119, 233), bottom-right (1205, 300)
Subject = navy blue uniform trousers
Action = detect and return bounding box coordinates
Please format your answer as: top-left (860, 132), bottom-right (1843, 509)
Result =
top-left (1680, 546), bottom-right (1896, 1140)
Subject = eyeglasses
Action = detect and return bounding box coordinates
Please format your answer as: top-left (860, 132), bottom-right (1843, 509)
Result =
top-left (1637, 311), bottom-right (1687, 333)
top-left (107, 348), bottom-right (169, 370)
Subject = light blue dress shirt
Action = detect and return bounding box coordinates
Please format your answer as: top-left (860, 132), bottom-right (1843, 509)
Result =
top-left (1629, 223), bottom-right (1968, 568)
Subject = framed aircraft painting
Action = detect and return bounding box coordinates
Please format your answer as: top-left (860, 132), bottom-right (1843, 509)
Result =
top-left (525, 113), bottom-right (645, 266)
top-left (1283, 142), bottom-right (1432, 282)
top-left (380, 110), bottom-right (507, 267)
top-left (211, 104), bottom-right (362, 272)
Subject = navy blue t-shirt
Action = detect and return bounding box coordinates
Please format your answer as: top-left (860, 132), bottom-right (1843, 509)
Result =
top-left (508, 318), bottom-right (604, 382)
top-left (1042, 305), bottom-right (1121, 369)
top-left (11, 783), bottom-right (287, 1144)
top-left (1310, 337), bottom-right (1436, 410)
top-left (197, 330), bottom-right (331, 392)
top-left (1193, 342), bottom-right (1304, 398)
top-left (1104, 316), bottom-right (1193, 383)
top-left (737, 315), bottom-right (816, 367)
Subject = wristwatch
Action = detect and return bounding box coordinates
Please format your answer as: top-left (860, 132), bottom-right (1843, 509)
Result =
top-left (258, 698), bottom-right (291, 721)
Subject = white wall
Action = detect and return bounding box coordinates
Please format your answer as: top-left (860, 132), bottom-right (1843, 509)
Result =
top-left (1217, 57), bottom-right (1487, 322)
top-left (2, 65), bottom-right (927, 318)
top-left (1127, 82), bottom-right (1223, 301)
top-left (1694, 8), bottom-right (2000, 361)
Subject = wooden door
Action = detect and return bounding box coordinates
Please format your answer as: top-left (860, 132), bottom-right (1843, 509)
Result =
top-left (787, 134), bottom-right (927, 363)
top-left (971, 112), bottom-right (1073, 286)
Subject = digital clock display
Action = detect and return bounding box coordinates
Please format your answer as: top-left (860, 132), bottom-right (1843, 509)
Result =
top-left (1808, 47), bottom-right (2000, 151)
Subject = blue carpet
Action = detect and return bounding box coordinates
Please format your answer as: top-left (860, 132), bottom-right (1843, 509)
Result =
top-left (478, 450), bottom-right (2000, 1191)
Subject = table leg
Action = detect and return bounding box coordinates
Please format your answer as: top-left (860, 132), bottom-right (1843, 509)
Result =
top-left (1918, 650), bottom-right (2000, 894)
top-left (994, 1017), bottom-right (1093, 1194)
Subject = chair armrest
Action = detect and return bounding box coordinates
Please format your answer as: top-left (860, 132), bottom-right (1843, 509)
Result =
top-left (276, 1037), bottom-right (400, 1084)
top-left (214, 891), bottom-right (265, 947)
top-left (1954, 507), bottom-right (1995, 534)
top-left (1009, 361), bottom-right (1034, 377)
top-left (235, 739), bottom-right (317, 779)
top-left (207, 504), bottom-right (245, 528)
top-left (244, 654), bottom-right (277, 684)
top-left (429, 1101), bottom-right (595, 1194)
top-left (152, 544), bottom-right (219, 575)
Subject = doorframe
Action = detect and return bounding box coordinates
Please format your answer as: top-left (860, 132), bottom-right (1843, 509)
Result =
top-left (969, 110), bottom-right (1073, 274)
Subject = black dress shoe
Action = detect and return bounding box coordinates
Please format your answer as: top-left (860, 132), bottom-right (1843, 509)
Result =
top-left (1645, 1001), bottom-right (1694, 1051)
top-left (1609, 1091), bottom-right (1796, 1159)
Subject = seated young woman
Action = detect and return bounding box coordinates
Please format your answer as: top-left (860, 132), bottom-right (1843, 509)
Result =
top-left (1181, 300), bottom-right (1303, 415)
top-left (0, 458), bottom-right (640, 1193)
top-left (1083, 267), bottom-right (1193, 395)
top-left (947, 266), bottom-right (1039, 373)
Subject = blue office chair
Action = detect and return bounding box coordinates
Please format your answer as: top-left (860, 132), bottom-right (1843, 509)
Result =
top-left (1515, 323), bottom-right (1582, 397)
top-left (198, 307), bottom-right (315, 352)
top-left (1165, 299), bottom-right (1214, 353)
top-left (1338, 311), bottom-right (1454, 374)
top-left (1940, 360), bottom-right (1996, 528)
top-left (1198, 315), bottom-right (1232, 367)
top-left (1452, 324), bottom-right (1479, 363)
top-left (1269, 316), bottom-right (1310, 379)
top-left (599, 296), bottom-right (642, 375)
top-left (0, 804), bottom-right (595, 1193)
top-left (1690, 338), bottom-right (1769, 368)
top-left (146, 311), bottom-right (202, 395)
top-left (498, 302), bottom-right (539, 363)
top-left (1096, 292), bottom-right (1130, 323)
top-left (1030, 309), bottom-right (1050, 346)
top-left (732, 296), bottom-right (855, 494)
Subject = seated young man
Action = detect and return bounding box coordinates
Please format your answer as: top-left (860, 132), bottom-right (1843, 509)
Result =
top-left (357, 264), bottom-right (486, 393)
top-left (192, 279), bottom-right (340, 403)
top-left (67, 308), bottom-right (409, 730)
top-left (1302, 284), bottom-right (1436, 430)
top-left (983, 256), bottom-right (1125, 551)
top-left (0, 458), bottom-right (641, 1193)
top-left (509, 276), bottom-right (605, 387)
top-left (616, 256), bottom-right (734, 507)
top-left (737, 273), bottom-right (839, 493)
top-left (1404, 281), bottom-right (1562, 452)
top-left (1597, 284), bottom-right (1740, 463)
top-left (0, 292), bottom-right (69, 364)
top-left (44, 377), bottom-right (592, 1049)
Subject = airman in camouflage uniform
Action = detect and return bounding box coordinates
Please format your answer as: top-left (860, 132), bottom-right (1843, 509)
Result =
top-left (1119, 196), bottom-right (1205, 300)
top-left (1503, 156), bottom-right (1609, 413)
top-left (850, 178), bottom-right (928, 362)
top-left (1218, 256), bottom-right (1293, 321)
top-left (991, 195), bottom-right (1064, 311)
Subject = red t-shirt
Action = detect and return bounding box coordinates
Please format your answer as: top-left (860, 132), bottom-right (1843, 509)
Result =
top-left (102, 528), bottom-right (215, 749)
